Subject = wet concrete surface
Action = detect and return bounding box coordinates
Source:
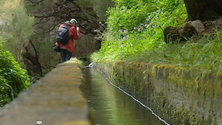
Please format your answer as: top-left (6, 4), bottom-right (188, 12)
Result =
top-left (0, 58), bottom-right (90, 125)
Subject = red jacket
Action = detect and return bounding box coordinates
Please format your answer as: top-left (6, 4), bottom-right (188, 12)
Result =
top-left (56, 22), bottom-right (80, 53)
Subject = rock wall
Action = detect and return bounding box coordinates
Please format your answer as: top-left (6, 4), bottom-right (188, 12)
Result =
top-left (94, 60), bottom-right (222, 125)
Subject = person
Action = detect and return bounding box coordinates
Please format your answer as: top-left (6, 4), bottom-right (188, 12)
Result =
top-left (56, 19), bottom-right (80, 63)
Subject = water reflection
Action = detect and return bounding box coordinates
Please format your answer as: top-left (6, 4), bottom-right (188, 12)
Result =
top-left (81, 68), bottom-right (166, 125)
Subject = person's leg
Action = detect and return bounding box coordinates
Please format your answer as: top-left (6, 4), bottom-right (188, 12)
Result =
top-left (60, 49), bottom-right (67, 63)
top-left (65, 50), bottom-right (72, 61)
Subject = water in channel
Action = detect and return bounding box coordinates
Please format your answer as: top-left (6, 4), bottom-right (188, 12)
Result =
top-left (81, 68), bottom-right (167, 125)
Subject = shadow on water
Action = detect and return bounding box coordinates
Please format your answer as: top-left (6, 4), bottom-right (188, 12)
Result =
top-left (81, 68), bottom-right (166, 125)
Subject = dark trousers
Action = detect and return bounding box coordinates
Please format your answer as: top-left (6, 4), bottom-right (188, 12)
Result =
top-left (60, 49), bottom-right (72, 63)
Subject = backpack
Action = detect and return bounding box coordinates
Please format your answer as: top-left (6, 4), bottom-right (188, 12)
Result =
top-left (56, 24), bottom-right (71, 45)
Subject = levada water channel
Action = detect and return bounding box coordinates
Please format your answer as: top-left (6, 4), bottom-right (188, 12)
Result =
top-left (81, 67), bottom-right (170, 125)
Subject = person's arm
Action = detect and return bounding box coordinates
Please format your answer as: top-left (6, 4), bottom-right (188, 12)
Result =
top-left (71, 27), bottom-right (80, 40)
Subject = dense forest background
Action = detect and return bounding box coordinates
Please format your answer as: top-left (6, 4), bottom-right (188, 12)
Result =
top-left (1, 0), bottom-right (222, 107)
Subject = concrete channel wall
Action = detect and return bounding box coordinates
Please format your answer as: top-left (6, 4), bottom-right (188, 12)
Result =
top-left (0, 59), bottom-right (90, 125)
top-left (94, 60), bottom-right (222, 125)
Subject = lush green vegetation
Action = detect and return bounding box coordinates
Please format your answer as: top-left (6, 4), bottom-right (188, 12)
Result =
top-left (0, 44), bottom-right (30, 106)
top-left (0, 0), bottom-right (33, 106)
top-left (92, 0), bottom-right (222, 74)
top-left (90, 0), bottom-right (114, 21)
top-left (0, 0), bottom-right (34, 60)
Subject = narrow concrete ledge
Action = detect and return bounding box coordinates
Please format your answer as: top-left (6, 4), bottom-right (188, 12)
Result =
top-left (0, 58), bottom-right (90, 125)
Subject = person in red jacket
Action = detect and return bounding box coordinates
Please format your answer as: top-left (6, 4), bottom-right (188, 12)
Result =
top-left (56, 19), bottom-right (80, 63)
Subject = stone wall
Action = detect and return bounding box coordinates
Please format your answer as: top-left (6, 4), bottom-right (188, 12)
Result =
top-left (94, 60), bottom-right (222, 125)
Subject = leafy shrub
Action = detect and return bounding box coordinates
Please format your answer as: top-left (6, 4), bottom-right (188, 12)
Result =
top-left (0, 44), bottom-right (30, 106)
top-left (92, 0), bottom-right (186, 62)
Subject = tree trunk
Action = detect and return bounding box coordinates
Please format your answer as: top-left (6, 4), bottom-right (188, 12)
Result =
top-left (184, 0), bottom-right (222, 21)
top-left (22, 39), bottom-right (43, 77)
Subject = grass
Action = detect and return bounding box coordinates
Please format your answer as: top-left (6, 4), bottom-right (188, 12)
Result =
top-left (125, 33), bottom-right (222, 76)
top-left (92, 29), bottom-right (222, 77)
